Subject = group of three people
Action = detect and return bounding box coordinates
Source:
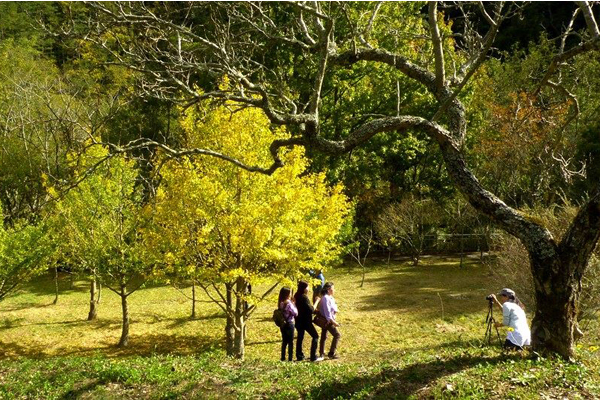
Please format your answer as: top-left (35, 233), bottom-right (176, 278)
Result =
top-left (278, 280), bottom-right (341, 362)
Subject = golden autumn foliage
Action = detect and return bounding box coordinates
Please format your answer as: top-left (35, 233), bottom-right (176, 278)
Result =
top-left (149, 103), bottom-right (350, 291)
top-left (146, 103), bottom-right (350, 358)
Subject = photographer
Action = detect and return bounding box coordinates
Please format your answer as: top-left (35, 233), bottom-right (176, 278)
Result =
top-left (489, 288), bottom-right (531, 350)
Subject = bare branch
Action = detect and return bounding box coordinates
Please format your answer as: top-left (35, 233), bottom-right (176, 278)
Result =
top-left (561, 8), bottom-right (581, 53)
top-left (428, 2), bottom-right (446, 91)
top-left (298, 9), bottom-right (317, 46)
top-left (245, 281), bottom-right (280, 318)
top-left (309, 18), bottom-right (333, 117)
top-left (197, 282), bottom-right (230, 316)
top-left (360, 1), bottom-right (383, 47)
top-left (100, 135), bottom-right (305, 176)
top-left (576, 1), bottom-right (600, 38)
top-left (478, 1), bottom-right (498, 27)
top-left (434, 2), bottom-right (505, 124)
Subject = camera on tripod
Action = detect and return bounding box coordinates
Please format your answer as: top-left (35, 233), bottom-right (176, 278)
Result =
top-left (483, 294), bottom-right (501, 345)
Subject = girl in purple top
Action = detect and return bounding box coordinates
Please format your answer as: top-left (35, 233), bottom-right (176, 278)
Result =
top-left (278, 287), bottom-right (298, 361)
top-left (318, 282), bottom-right (341, 359)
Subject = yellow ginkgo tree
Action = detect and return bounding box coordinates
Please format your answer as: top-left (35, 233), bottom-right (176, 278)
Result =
top-left (148, 103), bottom-right (350, 359)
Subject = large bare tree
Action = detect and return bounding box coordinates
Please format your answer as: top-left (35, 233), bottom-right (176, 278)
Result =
top-left (80, 1), bottom-right (600, 358)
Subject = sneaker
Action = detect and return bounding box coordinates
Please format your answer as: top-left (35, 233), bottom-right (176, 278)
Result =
top-left (328, 354), bottom-right (339, 360)
top-left (312, 356), bottom-right (324, 362)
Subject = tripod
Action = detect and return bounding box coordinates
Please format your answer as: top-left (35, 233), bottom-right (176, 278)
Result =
top-left (483, 299), bottom-right (501, 345)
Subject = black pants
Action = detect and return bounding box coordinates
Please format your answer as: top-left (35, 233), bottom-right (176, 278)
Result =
top-left (296, 323), bottom-right (319, 361)
top-left (280, 322), bottom-right (295, 361)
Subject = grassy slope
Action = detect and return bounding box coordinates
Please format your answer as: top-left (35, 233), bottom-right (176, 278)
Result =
top-left (0, 257), bottom-right (599, 399)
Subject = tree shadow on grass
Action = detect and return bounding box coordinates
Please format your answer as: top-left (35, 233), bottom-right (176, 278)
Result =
top-left (0, 301), bottom-right (57, 312)
top-left (0, 329), bottom-right (223, 359)
top-left (104, 332), bottom-right (224, 357)
top-left (0, 317), bottom-right (116, 332)
top-left (60, 379), bottom-right (104, 400)
top-left (166, 313), bottom-right (226, 328)
top-left (306, 353), bottom-right (515, 399)
top-left (11, 273), bottom-right (88, 298)
top-left (353, 261), bottom-right (493, 317)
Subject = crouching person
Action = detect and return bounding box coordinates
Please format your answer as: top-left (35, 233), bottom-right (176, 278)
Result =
top-left (490, 288), bottom-right (531, 350)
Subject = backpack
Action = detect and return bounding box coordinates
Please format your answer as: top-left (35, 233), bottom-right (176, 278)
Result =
top-left (272, 308), bottom-right (285, 327)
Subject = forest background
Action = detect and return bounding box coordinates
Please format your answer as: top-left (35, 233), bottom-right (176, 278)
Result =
top-left (1, 2), bottom-right (600, 398)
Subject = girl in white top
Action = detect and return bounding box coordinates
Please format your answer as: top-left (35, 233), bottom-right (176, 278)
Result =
top-left (490, 288), bottom-right (531, 349)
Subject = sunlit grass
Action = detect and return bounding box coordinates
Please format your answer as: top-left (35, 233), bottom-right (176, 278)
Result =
top-left (1, 257), bottom-right (599, 399)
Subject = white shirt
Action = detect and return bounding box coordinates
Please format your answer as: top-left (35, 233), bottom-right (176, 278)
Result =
top-left (319, 294), bottom-right (338, 323)
top-left (502, 302), bottom-right (531, 347)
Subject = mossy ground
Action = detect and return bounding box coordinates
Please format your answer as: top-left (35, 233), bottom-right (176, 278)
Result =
top-left (1, 256), bottom-right (599, 399)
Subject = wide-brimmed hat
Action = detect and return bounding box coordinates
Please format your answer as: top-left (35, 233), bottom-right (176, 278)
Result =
top-left (497, 288), bottom-right (515, 297)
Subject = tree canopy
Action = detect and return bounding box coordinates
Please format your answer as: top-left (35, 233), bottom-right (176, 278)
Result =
top-left (147, 101), bottom-right (350, 358)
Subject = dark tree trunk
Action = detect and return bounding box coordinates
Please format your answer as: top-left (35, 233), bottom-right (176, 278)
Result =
top-left (412, 254), bottom-right (419, 266)
top-left (118, 284), bottom-right (129, 347)
top-left (530, 256), bottom-right (579, 358)
top-left (53, 267), bottom-right (59, 305)
top-left (529, 195), bottom-right (600, 358)
top-left (233, 313), bottom-right (245, 359)
top-left (88, 279), bottom-right (98, 321)
top-left (232, 278), bottom-right (246, 359)
top-left (224, 283), bottom-right (235, 356)
top-left (360, 264), bottom-right (366, 287)
top-left (191, 282), bottom-right (196, 319)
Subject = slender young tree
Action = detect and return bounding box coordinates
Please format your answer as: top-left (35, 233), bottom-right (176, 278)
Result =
top-left (50, 145), bottom-right (152, 346)
top-left (147, 103), bottom-right (350, 359)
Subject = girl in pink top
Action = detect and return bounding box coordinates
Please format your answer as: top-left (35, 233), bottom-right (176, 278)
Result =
top-left (278, 287), bottom-right (298, 361)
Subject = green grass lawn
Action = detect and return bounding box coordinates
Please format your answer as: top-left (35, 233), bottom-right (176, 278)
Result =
top-left (1, 257), bottom-right (599, 399)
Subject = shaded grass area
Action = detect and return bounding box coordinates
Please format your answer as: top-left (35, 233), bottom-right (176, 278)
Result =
top-left (1, 257), bottom-right (599, 399)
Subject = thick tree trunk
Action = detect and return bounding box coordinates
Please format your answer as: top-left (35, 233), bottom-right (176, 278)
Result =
top-left (88, 279), bottom-right (98, 321)
top-left (118, 284), bottom-right (129, 347)
top-left (529, 193), bottom-right (600, 359)
top-left (530, 256), bottom-right (581, 359)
